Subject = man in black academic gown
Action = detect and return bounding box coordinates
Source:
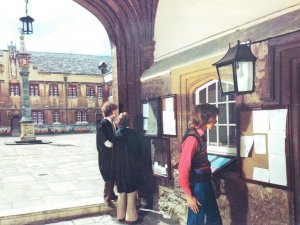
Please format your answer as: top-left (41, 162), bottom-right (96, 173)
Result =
top-left (96, 101), bottom-right (118, 206)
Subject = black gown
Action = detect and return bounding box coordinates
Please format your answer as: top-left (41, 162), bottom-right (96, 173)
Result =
top-left (96, 118), bottom-right (116, 182)
top-left (114, 127), bottom-right (143, 193)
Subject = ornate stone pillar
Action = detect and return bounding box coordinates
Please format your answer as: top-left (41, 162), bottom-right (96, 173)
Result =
top-left (17, 34), bottom-right (36, 142)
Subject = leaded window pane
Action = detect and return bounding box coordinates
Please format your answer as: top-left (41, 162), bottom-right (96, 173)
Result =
top-left (219, 126), bottom-right (228, 145)
top-left (50, 85), bottom-right (59, 96)
top-left (229, 126), bottom-right (237, 146)
top-left (10, 84), bottom-right (20, 96)
top-left (208, 83), bottom-right (216, 103)
top-left (218, 103), bottom-right (227, 124)
top-left (218, 83), bottom-right (226, 102)
top-left (229, 103), bottom-right (236, 124)
top-left (53, 112), bottom-right (60, 123)
top-left (209, 127), bottom-right (217, 145)
top-left (32, 111), bottom-right (43, 124)
top-left (98, 86), bottom-right (103, 98)
top-left (199, 89), bottom-right (206, 104)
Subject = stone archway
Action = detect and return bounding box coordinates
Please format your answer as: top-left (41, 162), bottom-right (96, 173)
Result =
top-left (73, 0), bottom-right (158, 127)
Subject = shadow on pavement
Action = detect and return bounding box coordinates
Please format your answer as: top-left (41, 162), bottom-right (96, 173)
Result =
top-left (108, 208), bottom-right (180, 225)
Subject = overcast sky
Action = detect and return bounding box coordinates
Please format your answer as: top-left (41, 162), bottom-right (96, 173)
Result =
top-left (0, 0), bottom-right (111, 56)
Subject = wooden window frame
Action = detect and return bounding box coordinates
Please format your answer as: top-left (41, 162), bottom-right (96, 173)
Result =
top-left (68, 84), bottom-right (77, 97)
top-left (32, 111), bottom-right (44, 125)
top-left (9, 83), bottom-right (20, 96)
top-left (29, 84), bottom-right (40, 96)
top-left (97, 85), bottom-right (103, 99)
top-left (52, 111), bottom-right (60, 123)
top-left (76, 111), bottom-right (87, 123)
top-left (86, 85), bottom-right (95, 97)
top-left (49, 84), bottom-right (59, 97)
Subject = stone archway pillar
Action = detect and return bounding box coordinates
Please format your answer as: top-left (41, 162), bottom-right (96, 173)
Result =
top-left (73, 0), bottom-right (158, 124)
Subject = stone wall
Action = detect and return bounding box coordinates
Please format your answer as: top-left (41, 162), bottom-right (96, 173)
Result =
top-left (156, 169), bottom-right (291, 225)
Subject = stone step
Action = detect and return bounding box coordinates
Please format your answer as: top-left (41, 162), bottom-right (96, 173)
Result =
top-left (0, 202), bottom-right (114, 225)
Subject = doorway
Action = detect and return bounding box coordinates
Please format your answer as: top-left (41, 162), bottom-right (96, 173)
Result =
top-left (275, 37), bottom-right (300, 225)
top-left (290, 57), bottom-right (300, 225)
top-left (10, 116), bottom-right (20, 136)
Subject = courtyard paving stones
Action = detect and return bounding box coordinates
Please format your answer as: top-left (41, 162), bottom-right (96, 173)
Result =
top-left (0, 133), bottom-right (179, 225)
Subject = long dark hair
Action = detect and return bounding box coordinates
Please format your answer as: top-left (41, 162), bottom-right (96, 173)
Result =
top-left (115, 112), bottom-right (130, 127)
top-left (188, 103), bottom-right (219, 129)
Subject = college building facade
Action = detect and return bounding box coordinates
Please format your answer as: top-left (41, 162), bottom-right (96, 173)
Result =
top-left (0, 43), bottom-right (112, 136)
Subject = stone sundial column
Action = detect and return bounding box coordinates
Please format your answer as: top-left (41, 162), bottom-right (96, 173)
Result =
top-left (17, 34), bottom-right (36, 142)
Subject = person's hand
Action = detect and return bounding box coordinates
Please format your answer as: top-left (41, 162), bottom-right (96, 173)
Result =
top-left (186, 194), bottom-right (201, 214)
top-left (104, 140), bottom-right (113, 148)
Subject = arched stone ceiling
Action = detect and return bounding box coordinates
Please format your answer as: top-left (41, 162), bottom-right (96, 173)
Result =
top-left (73, 0), bottom-right (158, 121)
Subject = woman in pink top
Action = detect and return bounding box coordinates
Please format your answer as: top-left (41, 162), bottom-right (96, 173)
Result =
top-left (178, 103), bottom-right (222, 225)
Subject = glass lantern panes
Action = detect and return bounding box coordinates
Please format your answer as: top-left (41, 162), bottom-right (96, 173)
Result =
top-left (217, 65), bottom-right (235, 94)
top-left (236, 61), bottom-right (254, 92)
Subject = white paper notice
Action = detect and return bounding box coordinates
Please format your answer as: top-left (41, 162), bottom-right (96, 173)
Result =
top-left (240, 136), bottom-right (254, 157)
top-left (165, 97), bottom-right (174, 111)
top-left (163, 111), bottom-right (176, 135)
top-left (269, 109), bottom-right (287, 131)
top-left (268, 155), bottom-right (287, 186)
top-left (267, 108), bottom-right (287, 186)
top-left (254, 135), bottom-right (267, 154)
top-left (153, 161), bottom-right (167, 176)
top-left (253, 167), bottom-right (270, 182)
top-left (253, 110), bottom-right (269, 133)
top-left (143, 103), bottom-right (149, 117)
top-left (268, 130), bottom-right (286, 157)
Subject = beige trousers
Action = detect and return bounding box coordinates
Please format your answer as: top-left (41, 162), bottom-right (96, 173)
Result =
top-left (117, 191), bottom-right (138, 222)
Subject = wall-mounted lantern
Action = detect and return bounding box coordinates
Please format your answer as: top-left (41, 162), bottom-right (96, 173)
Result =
top-left (213, 40), bottom-right (257, 95)
top-left (98, 61), bottom-right (108, 74)
top-left (20, 0), bottom-right (34, 35)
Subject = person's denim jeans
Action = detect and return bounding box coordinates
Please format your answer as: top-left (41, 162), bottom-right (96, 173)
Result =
top-left (187, 181), bottom-right (222, 225)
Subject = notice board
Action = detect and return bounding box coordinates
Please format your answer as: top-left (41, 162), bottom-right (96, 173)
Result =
top-left (239, 107), bottom-right (289, 188)
top-left (150, 137), bottom-right (171, 179)
top-left (142, 98), bottom-right (160, 137)
top-left (161, 95), bottom-right (177, 137)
